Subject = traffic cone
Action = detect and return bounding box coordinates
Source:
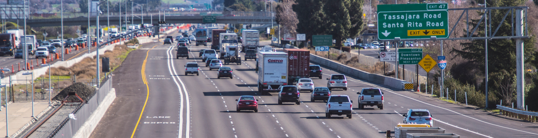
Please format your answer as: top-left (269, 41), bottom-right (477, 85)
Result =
top-left (12, 64), bottom-right (14, 73)
top-left (56, 53), bottom-right (59, 59)
top-left (26, 63), bottom-right (29, 70)
top-left (18, 63), bottom-right (20, 72)
top-left (42, 58), bottom-right (46, 64)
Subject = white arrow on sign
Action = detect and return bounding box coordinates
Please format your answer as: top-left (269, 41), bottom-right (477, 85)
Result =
top-left (382, 30), bottom-right (391, 37)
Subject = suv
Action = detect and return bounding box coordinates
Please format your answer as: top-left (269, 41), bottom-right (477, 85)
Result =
top-left (311, 87), bottom-right (330, 102)
top-left (35, 47), bottom-right (49, 58)
top-left (176, 46), bottom-right (189, 59)
top-left (164, 38), bottom-right (172, 45)
top-left (326, 74), bottom-right (347, 91)
top-left (325, 95), bottom-right (353, 118)
top-left (184, 62), bottom-right (199, 76)
top-left (244, 50), bottom-right (256, 61)
top-left (166, 36), bottom-right (174, 42)
top-left (296, 78), bottom-right (314, 92)
top-left (403, 109), bottom-right (433, 126)
top-left (309, 65), bottom-right (322, 79)
top-left (357, 88), bottom-right (384, 109)
top-left (202, 49), bottom-right (218, 62)
top-left (278, 85), bottom-right (300, 105)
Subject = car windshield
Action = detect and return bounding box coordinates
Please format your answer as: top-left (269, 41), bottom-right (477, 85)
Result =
top-left (331, 75), bottom-right (345, 79)
top-left (329, 97), bottom-right (349, 102)
top-left (310, 66), bottom-right (320, 70)
top-left (220, 67), bottom-right (231, 70)
top-left (299, 79), bottom-right (311, 82)
top-left (240, 97), bottom-right (254, 101)
top-left (314, 88), bottom-right (329, 92)
top-left (37, 48), bottom-right (47, 51)
top-left (211, 60), bottom-right (220, 63)
top-left (281, 87), bottom-right (297, 92)
top-left (205, 50), bottom-right (215, 54)
top-left (186, 64), bottom-right (198, 67)
top-left (411, 111), bottom-right (430, 116)
top-left (362, 89), bottom-right (381, 95)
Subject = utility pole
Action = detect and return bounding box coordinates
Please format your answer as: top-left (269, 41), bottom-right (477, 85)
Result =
top-left (87, 0), bottom-right (91, 54)
top-left (23, 0), bottom-right (27, 69)
top-left (131, 1), bottom-right (133, 29)
top-left (61, 0), bottom-right (64, 61)
top-left (516, 8), bottom-right (525, 109)
top-left (119, 0), bottom-right (122, 34)
top-left (96, 2), bottom-right (101, 87)
top-left (484, 1), bottom-right (489, 109)
top-left (107, 0), bottom-right (110, 41)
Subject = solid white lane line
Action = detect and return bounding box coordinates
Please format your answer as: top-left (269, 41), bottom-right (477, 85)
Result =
top-left (166, 46), bottom-right (187, 137)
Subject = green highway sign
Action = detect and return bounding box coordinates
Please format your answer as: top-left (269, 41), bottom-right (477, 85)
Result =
top-left (398, 48), bottom-right (423, 64)
top-left (377, 3), bottom-right (449, 40)
top-left (202, 16), bottom-right (216, 23)
top-left (312, 35), bottom-right (333, 46)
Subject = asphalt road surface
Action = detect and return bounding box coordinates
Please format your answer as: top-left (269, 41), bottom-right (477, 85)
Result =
top-left (91, 31), bottom-right (538, 138)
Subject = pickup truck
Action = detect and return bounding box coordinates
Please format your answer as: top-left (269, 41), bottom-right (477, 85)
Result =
top-left (176, 46), bottom-right (189, 59)
top-left (202, 49), bottom-right (218, 62)
top-left (184, 62), bottom-right (199, 76)
top-left (244, 49), bottom-right (256, 61)
top-left (357, 88), bottom-right (384, 109)
top-left (325, 95), bottom-right (353, 118)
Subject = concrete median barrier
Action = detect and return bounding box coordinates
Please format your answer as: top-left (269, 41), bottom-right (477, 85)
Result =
top-left (310, 54), bottom-right (406, 90)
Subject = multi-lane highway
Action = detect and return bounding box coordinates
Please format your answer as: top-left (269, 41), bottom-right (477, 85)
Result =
top-left (90, 30), bottom-right (538, 138)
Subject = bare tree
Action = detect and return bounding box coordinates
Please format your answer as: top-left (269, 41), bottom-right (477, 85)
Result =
top-left (275, 0), bottom-right (299, 39)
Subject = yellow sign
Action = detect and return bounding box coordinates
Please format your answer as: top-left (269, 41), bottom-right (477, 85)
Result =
top-left (418, 54), bottom-right (437, 72)
top-left (270, 29), bottom-right (275, 35)
top-left (234, 29), bottom-right (239, 33)
top-left (407, 29), bottom-right (445, 36)
top-left (404, 83), bottom-right (414, 90)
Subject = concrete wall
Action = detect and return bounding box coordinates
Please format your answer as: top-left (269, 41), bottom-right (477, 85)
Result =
top-left (310, 54), bottom-right (406, 90)
top-left (72, 88), bottom-right (116, 138)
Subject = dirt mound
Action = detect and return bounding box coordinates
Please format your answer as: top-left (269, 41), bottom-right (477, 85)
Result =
top-left (52, 82), bottom-right (94, 102)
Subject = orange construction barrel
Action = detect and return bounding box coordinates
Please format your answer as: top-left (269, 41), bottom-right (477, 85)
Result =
top-left (56, 53), bottom-right (60, 59)
top-left (42, 58), bottom-right (46, 64)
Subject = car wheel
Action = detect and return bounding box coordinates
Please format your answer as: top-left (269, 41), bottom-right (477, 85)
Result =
top-left (176, 56), bottom-right (179, 59)
top-left (379, 105), bottom-right (384, 110)
top-left (296, 101), bottom-right (300, 105)
top-left (218, 76), bottom-right (220, 79)
top-left (319, 76), bottom-right (322, 79)
top-left (344, 88), bottom-right (348, 91)
top-left (197, 73), bottom-right (199, 76)
top-left (347, 114), bottom-right (352, 119)
top-left (254, 109), bottom-right (258, 112)
top-left (187, 56), bottom-right (189, 59)
top-left (237, 109), bottom-right (240, 112)
top-left (278, 100), bottom-right (282, 105)
top-left (326, 113), bottom-right (330, 118)
top-left (311, 98), bottom-right (314, 102)
top-left (360, 104), bottom-right (364, 109)
top-left (230, 76), bottom-right (233, 79)
top-left (185, 73), bottom-right (187, 76)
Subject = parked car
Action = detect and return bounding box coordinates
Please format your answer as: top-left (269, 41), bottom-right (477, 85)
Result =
top-left (184, 62), bottom-right (199, 76)
top-left (217, 66), bottom-right (233, 79)
top-left (311, 87), bottom-right (331, 102)
top-left (403, 109), bottom-right (433, 127)
top-left (357, 88), bottom-right (384, 109)
top-left (325, 95), bottom-right (353, 118)
top-left (208, 59), bottom-right (223, 70)
top-left (326, 74), bottom-right (347, 91)
top-left (236, 95), bottom-right (258, 112)
top-left (278, 85), bottom-right (300, 105)
top-left (309, 65), bottom-right (322, 79)
top-left (296, 78), bottom-right (314, 92)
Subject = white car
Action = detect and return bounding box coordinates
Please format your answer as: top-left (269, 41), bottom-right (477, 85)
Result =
top-left (325, 95), bottom-right (353, 119)
top-left (202, 49), bottom-right (218, 62)
top-left (35, 47), bottom-right (49, 58)
top-left (208, 59), bottom-right (223, 70)
top-left (296, 78), bottom-right (314, 92)
top-left (403, 109), bottom-right (433, 126)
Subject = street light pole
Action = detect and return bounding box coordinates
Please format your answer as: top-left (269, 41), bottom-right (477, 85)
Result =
top-left (61, 0), bottom-right (64, 61)
top-left (48, 64), bottom-right (51, 106)
top-left (131, 1), bottom-right (133, 29)
top-left (87, 0), bottom-right (91, 54)
top-left (23, 0), bottom-right (27, 69)
top-left (96, 3), bottom-right (101, 87)
top-left (119, 0), bottom-right (122, 34)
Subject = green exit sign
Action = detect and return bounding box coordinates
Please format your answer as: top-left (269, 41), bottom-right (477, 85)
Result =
top-left (203, 16), bottom-right (216, 23)
top-left (312, 35), bottom-right (332, 46)
top-left (377, 3), bottom-right (449, 40)
top-left (398, 48), bottom-right (423, 64)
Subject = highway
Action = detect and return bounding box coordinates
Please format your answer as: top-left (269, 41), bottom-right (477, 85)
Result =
top-left (91, 30), bottom-right (538, 138)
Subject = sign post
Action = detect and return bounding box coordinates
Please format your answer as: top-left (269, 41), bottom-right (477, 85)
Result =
top-left (377, 3), bottom-right (449, 40)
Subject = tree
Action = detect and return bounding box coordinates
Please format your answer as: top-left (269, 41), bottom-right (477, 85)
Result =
top-left (452, 0), bottom-right (536, 106)
top-left (294, 0), bottom-right (327, 41)
top-left (275, 0), bottom-right (299, 39)
top-left (323, 0), bottom-right (352, 47)
top-left (78, 0), bottom-right (88, 13)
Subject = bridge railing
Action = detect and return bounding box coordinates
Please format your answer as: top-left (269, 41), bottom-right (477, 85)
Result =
top-left (497, 104), bottom-right (538, 123)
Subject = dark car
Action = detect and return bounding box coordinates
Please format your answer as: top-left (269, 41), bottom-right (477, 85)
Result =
top-left (52, 43), bottom-right (62, 48)
top-left (176, 46), bottom-right (189, 59)
top-left (166, 36), bottom-right (174, 42)
top-left (14, 49), bottom-right (23, 58)
top-left (351, 44), bottom-right (367, 49)
top-left (163, 38), bottom-right (172, 45)
top-left (309, 65), bottom-right (322, 79)
top-left (48, 46), bottom-right (57, 54)
top-left (199, 49), bottom-right (206, 57)
top-left (278, 85), bottom-right (300, 105)
top-left (217, 67), bottom-right (233, 79)
top-left (236, 95), bottom-right (258, 112)
top-left (311, 87), bottom-right (331, 102)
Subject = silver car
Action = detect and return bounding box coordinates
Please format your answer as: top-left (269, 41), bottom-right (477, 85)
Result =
top-left (403, 109), bottom-right (433, 126)
top-left (326, 74), bottom-right (347, 91)
top-left (296, 78), bottom-right (314, 92)
top-left (208, 59), bottom-right (223, 70)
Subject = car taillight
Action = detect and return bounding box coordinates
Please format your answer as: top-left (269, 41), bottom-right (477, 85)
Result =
top-left (350, 104), bottom-right (353, 108)
top-left (281, 92), bottom-right (286, 94)
top-left (381, 96), bottom-right (384, 100)
top-left (409, 117), bottom-right (416, 121)
top-left (328, 104), bottom-right (331, 108)
top-left (229, 71), bottom-right (232, 72)
top-left (425, 117), bottom-right (432, 121)
top-left (219, 71), bottom-right (223, 73)
top-left (343, 81), bottom-right (347, 83)
top-left (328, 93), bottom-right (331, 96)
top-left (297, 92), bottom-right (300, 95)
top-left (238, 102), bottom-right (243, 105)
top-left (319, 70), bottom-right (322, 72)
top-left (185, 68), bottom-right (187, 70)
top-left (263, 83), bottom-right (267, 85)
top-left (298, 83), bottom-right (303, 86)
top-left (283, 83), bottom-right (287, 85)
top-left (310, 83), bottom-right (314, 86)
top-left (361, 96), bottom-right (364, 100)
top-left (330, 81), bottom-right (335, 83)
top-left (197, 68), bottom-right (199, 70)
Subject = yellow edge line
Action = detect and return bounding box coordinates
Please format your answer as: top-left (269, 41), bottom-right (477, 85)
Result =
top-left (131, 44), bottom-right (158, 138)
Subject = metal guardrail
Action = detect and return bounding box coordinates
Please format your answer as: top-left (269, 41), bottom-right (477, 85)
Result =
top-left (496, 105), bottom-right (538, 122)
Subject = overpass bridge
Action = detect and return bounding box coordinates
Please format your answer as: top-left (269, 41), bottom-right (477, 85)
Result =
top-left (3, 11), bottom-right (275, 27)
